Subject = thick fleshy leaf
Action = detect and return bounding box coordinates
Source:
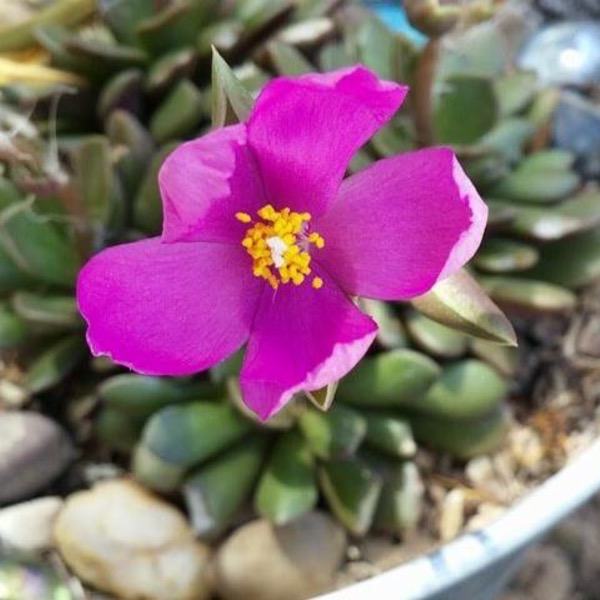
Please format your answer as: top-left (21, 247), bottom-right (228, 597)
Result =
top-left (315, 147), bottom-right (487, 299)
top-left (77, 238), bottom-right (262, 375)
top-left (240, 268), bottom-right (378, 420)
top-left (159, 124), bottom-right (265, 244)
top-left (411, 269), bottom-right (517, 346)
top-left (247, 66), bottom-right (407, 217)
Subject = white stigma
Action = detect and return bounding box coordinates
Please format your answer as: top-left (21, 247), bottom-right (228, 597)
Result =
top-left (266, 236), bottom-right (288, 268)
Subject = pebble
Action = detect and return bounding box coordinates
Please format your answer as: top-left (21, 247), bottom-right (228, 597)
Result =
top-left (214, 511), bottom-right (347, 600)
top-left (0, 496), bottom-right (62, 551)
top-left (0, 411), bottom-right (73, 503)
top-left (438, 489), bottom-right (465, 542)
top-left (553, 92), bottom-right (600, 178)
top-left (54, 479), bottom-right (213, 600)
top-left (518, 21), bottom-right (600, 87)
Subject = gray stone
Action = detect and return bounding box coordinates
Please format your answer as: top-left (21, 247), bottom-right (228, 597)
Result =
top-left (0, 496), bottom-right (63, 550)
top-left (553, 91), bottom-right (600, 178)
top-left (54, 479), bottom-right (213, 600)
top-left (518, 22), bottom-right (600, 87)
top-left (0, 411), bottom-right (73, 503)
top-left (215, 512), bottom-right (347, 600)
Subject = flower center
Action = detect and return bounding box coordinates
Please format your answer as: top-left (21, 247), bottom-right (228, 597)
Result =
top-left (236, 204), bottom-right (325, 290)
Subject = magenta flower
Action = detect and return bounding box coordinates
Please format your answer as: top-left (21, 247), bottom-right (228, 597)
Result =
top-left (77, 66), bottom-right (487, 420)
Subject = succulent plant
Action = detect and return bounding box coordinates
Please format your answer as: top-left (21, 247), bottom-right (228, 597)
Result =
top-left (3, 0), bottom-right (593, 540)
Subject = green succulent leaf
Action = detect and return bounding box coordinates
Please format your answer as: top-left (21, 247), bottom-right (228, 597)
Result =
top-left (411, 270), bottom-right (517, 346)
top-left (100, 374), bottom-right (219, 420)
top-left (433, 75), bottom-right (498, 145)
top-left (23, 335), bottom-right (87, 393)
top-left (363, 413), bottom-right (416, 459)
top-left (408, 405), bottom-right (510, 459)
top-left (413, 360), bottom-right (509, 421)
top-left (211, 48), bottom-right (254, 128)
top-left (140, 402), bottom-right (252, 468)
top-left (255, 431), bottom-right (318, 525)
top-left (474, 238), bottom-right (540, 273)
top-left (298, 405), bottom-right (367, 460)
top-left (0, 302), bottom-right (30, 349)
top-left (404, 308), bottom-right (468, 359)
top-left (11, 291), bottom-right (81, 332)
top-left (337, 349), bottom-right (441, 408)
top-left (185, 436), bottom-right (269, 538)
top-left (318, 459), bottom-right (383, 536)
top-left (481, 276), bottom-right (577, 314)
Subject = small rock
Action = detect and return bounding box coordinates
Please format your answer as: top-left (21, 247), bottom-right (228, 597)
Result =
top-left (553, 92), bottom-right (600, 178)
top-left (518, 21), bottom-right (600, 87)
top-left (0, 496), bottom-right (63, 551)
top-left (465, 503), bottom-right (506, 532)
top-left (509, 426), bottom-right (545, 472)
top-left (0, 411), bottom-right (73, 503)
top-left (215, 511), bottom-right (347, 600)
top-left (438, 489), bottom-right (465, 542)
top-left (54, 479), bottom-right (212, 600)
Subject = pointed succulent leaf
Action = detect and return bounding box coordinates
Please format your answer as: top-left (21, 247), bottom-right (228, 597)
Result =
top-left (524, 230), bottom-right (600, 289)
top-left (133, 444), bottom-right (186, 493)
top-left (146, 47), bottom-right (199, 96)
top-left (254, 431), bottom-right (318, 525)
top-left (11, 292), bottom-right (81, 331)
top-left (0, 181), bottom-right (80, 287)
top-left (411, 270), bottom-right (517, 346)
top-left (267, 41), bottom-right (313, 76)
top-left (404, 308), bottom-right (468, 359)
top-left (470, 339), bottom-right (519, 377)
top-left (298, 405), bottom-right (367, 460)
top-left (481, 276), bottom-right (577, 314)
top-left (408, 405), bottom-right (510, 459)
top-left (99, 0), bottom-right (154, 45)
top-left (501, 184), bottom-right (598, 236)
top-left (473, 238), bottom-right (540, 273)
top-left (475, 118), bottom-right (536, 163)
top-left (184, 436), bottom-right (269, 539)
top-left (23, 335), bottom-right (87, 393)
top-left (433, 75), bottom-right (498, 145)
top-left (304, 380), bottom-right (338, 412)
top-left (96, 407), bottom-right (145, 454)
top-left (106, 110), bottom-right (155, 198)
top-left (136, 2), bottom-right (199, 56)
top-left (98, 68), bottom-right (145, 119)
top-left (211, 48), bottom-right (254, 127)
top-left (140, 402), bottom-right (252, 468)
top-left (363, 413), bottom-right (416, 459)
top-left (374, 461), bottom-right (424, 534)
top-left (494, 70), bottom-right (538, 117)
top-left (133, 142), bottom-right (179, 234)
top-left (71, 135), bottom-right (114, 225)
top-left (337, 350), bottom-right (441, 408)
top-left (150, 79), bottom-right (204, 143)
top-left (0, 302), bottom-right (30, 349)
top-left (100, 374), bottom-right (219, 420)
top-left (414, 360), bottom-right (508, 421)
top-left (318, 459), bottom-right (383, 536)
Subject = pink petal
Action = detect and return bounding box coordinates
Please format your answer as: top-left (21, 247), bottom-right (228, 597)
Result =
top-left (247, 66), bottom-right (407, 217)
top-left (239, 268), bottom-right (378, 420)
top-left (314, 147), bottom-right (488, 299)
top-left (159, 124), bottom-right (265, 244)
top-left (77, 238), bottom-right (263, 375)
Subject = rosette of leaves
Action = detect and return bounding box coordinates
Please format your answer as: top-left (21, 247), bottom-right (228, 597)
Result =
top-left (0, 2), bottom-right (517, 537)
top-left (91, 57), bottom-right (515, 539)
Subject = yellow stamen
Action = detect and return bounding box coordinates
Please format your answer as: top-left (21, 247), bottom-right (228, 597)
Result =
top-left (238, 204), bottom-right (325, 289)
top-left (235, 212), bottom-right (251, 223)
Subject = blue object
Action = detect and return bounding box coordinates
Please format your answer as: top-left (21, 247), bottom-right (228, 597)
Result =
top-left (363, 1), bottom-right (428, 47)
